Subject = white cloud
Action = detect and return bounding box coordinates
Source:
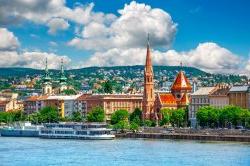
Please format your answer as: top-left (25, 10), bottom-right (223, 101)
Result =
top-left (0, 51), bottom-right (71, 69)
top-left (0, 28), bottom-right (20, 50)
top-left (68, 1), bottom-right (177, 51)
top-left (0, 28), bottom-right (71, 69)
top-left (47, 18), bottom-right (69, 34)
top-left (0, 0), bottom-right (116, 35)
top-left (80, 42), bottom-right (245, 75)
top-left (0, 0), bottom-right (65, 25)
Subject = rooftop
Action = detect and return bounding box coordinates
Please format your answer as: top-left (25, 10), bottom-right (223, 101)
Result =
top-left (229, 86), bottom-right (249, 92)
top-left (158, 93), bottom-right (177, 105)
top-left (171, 71), bottom-right (192, 91)
top-left (192, 87), bottom-right (215, 96)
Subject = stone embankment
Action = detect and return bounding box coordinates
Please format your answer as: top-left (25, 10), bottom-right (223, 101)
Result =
top-left (115, 128), bottom-right (250, 142)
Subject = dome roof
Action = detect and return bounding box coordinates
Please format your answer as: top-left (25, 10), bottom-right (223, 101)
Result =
top-left (171, 71), bottom-right (192, 91)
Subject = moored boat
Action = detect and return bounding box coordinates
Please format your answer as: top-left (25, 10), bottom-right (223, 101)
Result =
top-left (0, 122), bottom-right (41, 137)
top-left (39, 122), bottom-right (115, 140)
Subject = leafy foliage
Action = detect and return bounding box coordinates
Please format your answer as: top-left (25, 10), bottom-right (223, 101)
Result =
top-left (196, 105), bottom-right (250, 128)
top-left (62, 89), bottom-right (77, 95)
top-left (87, 106), bottom-right (105, 122)
top-left (71, 111), bottom-right (83, 122)
top-left (160, 109), bottom-right (171, 126)
top-left (103, 80), bottom-right (113, 94)
top-left (129, 108), bottom-right (142, 126)
top-left (111, 109), bottom-right (129, 125)
top-left (0, 110), bottom-right (26, 123)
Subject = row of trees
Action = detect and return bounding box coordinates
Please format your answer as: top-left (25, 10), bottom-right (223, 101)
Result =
top-left (196, 105), bottom-right (250, 128)
top-left (160, 108), bottom-right (187, 127)
top-left (0, 106), bottom-right (85, 124)
top-left (2, 105), bottom-right (249, 130)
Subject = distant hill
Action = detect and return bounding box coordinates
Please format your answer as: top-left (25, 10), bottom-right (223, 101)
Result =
top-left (0, 65), bottom-right (207, 77)
top-left (69, 65), bottom-right (207, 75)
top-left (0, 66), bottom-right (247, 86)
top-left (0, 65), bottom-right (206, 77)
top-left (0, 67), bottom-right (42, 77)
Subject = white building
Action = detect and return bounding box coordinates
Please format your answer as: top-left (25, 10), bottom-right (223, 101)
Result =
top-left (189, 87), bottom-right (215, 128)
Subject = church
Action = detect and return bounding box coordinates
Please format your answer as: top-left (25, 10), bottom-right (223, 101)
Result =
top-left (42, 58), bottom-right (70, 95)
top-left (142, 37), bottom-right (192, 120)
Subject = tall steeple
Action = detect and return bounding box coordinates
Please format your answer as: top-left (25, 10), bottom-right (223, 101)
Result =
top-left (59, 58), bottom-right (67, 93)
top-left (43, 57), bottom-right (51, 82)
top-left (42, 58), bottom-right (52, 95)
top-left (145, 34), bottom-right (153, 73)
top-left (143, 34), bottom-right (155, 120)
top-left (60, 58), bottom-right (64, 76)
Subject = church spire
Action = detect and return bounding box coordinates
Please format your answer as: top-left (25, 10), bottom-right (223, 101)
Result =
top-left (60, 58), bottom-right (64, 76)
top-left (143, 33), bottom-right (155, 120)
top-left (59, 58), bottom-right (67, 84)
top-left (45, 57), bottom-right (49, 76)
top-left (43, 57), bottom-right (51, 82)
top-left (145, 33), bottom-right (153, 73)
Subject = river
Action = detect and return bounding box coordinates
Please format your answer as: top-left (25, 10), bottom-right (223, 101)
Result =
top-left (0, 137), bottom-right (249, 166)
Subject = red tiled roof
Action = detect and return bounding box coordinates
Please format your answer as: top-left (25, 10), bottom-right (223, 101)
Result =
top-left (171, 71), bottom-right (192, 91)
top-left (178, 93), bottom-right (190, 104)
top-left (159, 93), bottom-right (177, 105)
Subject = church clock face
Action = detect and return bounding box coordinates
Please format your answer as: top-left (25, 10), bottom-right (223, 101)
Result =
top-left (176, 94), bottom-right (181, 99)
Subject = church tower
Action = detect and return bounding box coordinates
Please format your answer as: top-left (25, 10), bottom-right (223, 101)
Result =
top-left (42, 58), bottom-right (52, 95)
top-left (143, 35), bottom-right (155, 120)
top-left (59, 58), bottom-right (68, 93)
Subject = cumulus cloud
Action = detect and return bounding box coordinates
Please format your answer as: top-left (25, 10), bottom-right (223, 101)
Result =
top-left (0, 28), bottom-right (20, 50)
top-left (0, 28), bottom-right (70, 69)
top-left (80, 42), bottom-right (244, 74)
top-left (0, 0), bottom-right (65, 25)
top-left (47, 18), bottom-right (69, 34)
top-left (0, 51), bottom-right (71, 69)
top-left (0, 0), bottom-right (116, 34)
top-left (68, 1), bottom-right (177, 50)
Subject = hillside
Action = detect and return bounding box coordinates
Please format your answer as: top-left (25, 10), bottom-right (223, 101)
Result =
top-left (0, 65), bottom-right (206, 78)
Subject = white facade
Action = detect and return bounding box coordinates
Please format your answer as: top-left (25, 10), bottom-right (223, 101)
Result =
top-left (189, 87), bottom-right (215, 128)
top-left (209, 96), bottom-right (229, 108)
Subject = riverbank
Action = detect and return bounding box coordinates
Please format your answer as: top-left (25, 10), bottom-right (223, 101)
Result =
top-left (116, 132), bottom-right (250, 142)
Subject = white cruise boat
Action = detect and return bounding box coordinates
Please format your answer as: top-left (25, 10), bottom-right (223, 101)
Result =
top-left (0, 122), bottom-right (42, 137)
top-left (39, 122), bottom-right (115, 140)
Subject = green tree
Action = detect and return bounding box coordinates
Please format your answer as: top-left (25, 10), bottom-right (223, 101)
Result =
top-left (129, 108), bottom-right (142, 126)
top-left (113, 120), bottom-right (130, 131)
top-left (0, 110), bottom-right (26, 124)
top-left (39, 106), bottom-right (60, 123)
top-left (103, 80), bottom-right (113, 94)
top-left (111, 109), bottom-right (129, 125)
top-left (130, 121), bottom-right (139, 132)
top-left (196, 106), bottom-right (209, 128)
top-left (240, 109), bottom-right (250, 128)
top-left (71, 111), bottom-right (83, 122)
top-left (219, 105), bottom-right (242, 127)
top-left (160, 108), bottom-right (172, 126)
top-left (87, 106), bottom-right (105, 122)
top-left (62, 89), bottom-right (77, 95)
top-left (170, 109), bottom-right (185, 127)
top-left (144, 120), bottom-right (152, 127)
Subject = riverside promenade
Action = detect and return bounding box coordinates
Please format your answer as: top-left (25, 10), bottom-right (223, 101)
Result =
top-left (115, 128), bottom-right (250, 142)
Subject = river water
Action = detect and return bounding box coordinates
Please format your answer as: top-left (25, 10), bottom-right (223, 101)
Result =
top-left (0, 137), bottom-right (249, 166)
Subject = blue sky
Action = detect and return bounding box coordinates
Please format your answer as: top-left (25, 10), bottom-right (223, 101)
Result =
top-left (0, 0), bottom-right (249, 75)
